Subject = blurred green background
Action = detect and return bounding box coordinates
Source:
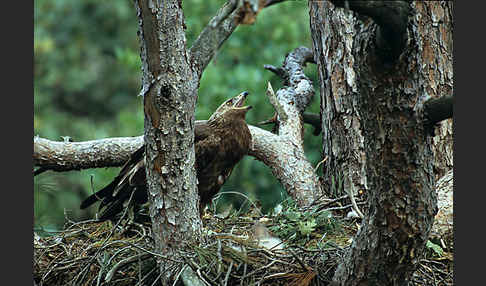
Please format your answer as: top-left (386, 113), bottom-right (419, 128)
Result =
top-left (34, 0), bottom-right (322, 232)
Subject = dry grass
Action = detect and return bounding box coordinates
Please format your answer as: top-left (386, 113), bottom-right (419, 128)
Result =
top-left (34, 201), bottom-right (453, 286)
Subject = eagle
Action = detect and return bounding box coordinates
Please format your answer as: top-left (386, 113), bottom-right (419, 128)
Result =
top-left (80, 91), bottom-right (252, 221)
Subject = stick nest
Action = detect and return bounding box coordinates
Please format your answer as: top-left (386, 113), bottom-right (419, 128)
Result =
top-left (34, 201), bottom-right (453, 286)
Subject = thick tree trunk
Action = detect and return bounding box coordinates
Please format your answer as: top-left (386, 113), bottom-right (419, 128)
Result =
top-left (310, 2), bottom-right (367, 201)
top-left (310, 1), bottom-right (452, 285)
top-left (132, 1), bottom-right (289, 283)
top-left (134, 1), bottom-right (201, 283)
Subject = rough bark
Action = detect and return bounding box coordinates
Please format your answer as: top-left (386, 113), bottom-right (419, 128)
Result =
top-left (310, 1), bottom-right (368, 202)
top-left (134, 0), bottom-right (200, 283)
top-left (331, 0), bottom-right (411, 64)
top-left (310, 1), bottom-right (453, 285)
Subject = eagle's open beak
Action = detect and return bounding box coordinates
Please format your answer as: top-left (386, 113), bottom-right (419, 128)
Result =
top-left (235, 91), bottom-right (251, 110)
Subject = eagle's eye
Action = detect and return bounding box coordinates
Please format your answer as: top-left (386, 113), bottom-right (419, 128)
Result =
top-left (226, 101), bottom-right (233, 106)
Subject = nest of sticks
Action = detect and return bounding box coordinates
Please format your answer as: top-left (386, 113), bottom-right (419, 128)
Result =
top-left (34, 197), bottom-right (453, 286)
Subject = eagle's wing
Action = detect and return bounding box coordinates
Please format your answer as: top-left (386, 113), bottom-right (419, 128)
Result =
top-left (195, 134), bottom-right (220, 174)
top-left (195, 120), bottom-right (210, 143)
top-left (80, 145), bottom-right (146, 220)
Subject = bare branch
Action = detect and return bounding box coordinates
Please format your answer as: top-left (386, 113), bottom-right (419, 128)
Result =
top-left (33, 136), bottom-right (144, 173)
top-left (266, 82), bottom-right (288, 122)
top-left (209, 0), bottom-right (239, 28)
top-left (264, 64), bottom-right (288, 84)
top-left (190, 0), bottom-right (287, 78)
top-left (330, 0), bottom-right (411, 63)
top-left (189, 2), bottom-right (239, 78)
top-left (249, 46), bottom-right (320, 206)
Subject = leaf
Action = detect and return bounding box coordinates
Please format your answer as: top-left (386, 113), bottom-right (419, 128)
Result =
top-left (426, 240), bottom-right (444, 256)
top-left (298, 219), bottom-right (317, 236)
top-left (285, 211), bottom-right (301, 222)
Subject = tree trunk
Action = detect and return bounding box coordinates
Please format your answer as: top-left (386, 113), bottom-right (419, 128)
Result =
top-left (134, 1), bottom-right (201, 283)
top-left (310, 2), bottom-right (368, 200)
top-left (432, 119), bottom-right (453, 181)
top-left (310, 1), bottom-right (453, 285)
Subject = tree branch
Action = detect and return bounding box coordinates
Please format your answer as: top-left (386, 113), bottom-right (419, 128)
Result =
top-left (189, 0), bottom-right (287, 78)
top-left (265, 82), bottom-right (288, 122)
top-left (33, 136), bottom-right (144, 174)
top-left (330, 0), bottom-right (411, 63)
top-left (189, 2), bottom-right (241, 78)
top-left (249, 46), bottom-right (320, 206)
top-left (424, 94), bottom-right (453, 127)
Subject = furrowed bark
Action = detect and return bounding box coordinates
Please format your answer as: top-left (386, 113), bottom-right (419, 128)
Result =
top-left (310, 1), bottom-right (368, 202)
top-left (330, 0), bottom-right (411, 63)
top-left (134, 0), bottom-right (200, 283)
top-left (310, 1), bottom-right (453, 285)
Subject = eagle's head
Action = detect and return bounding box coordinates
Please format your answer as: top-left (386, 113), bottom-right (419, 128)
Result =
top-left (208, 91), bottom-right (252, 124)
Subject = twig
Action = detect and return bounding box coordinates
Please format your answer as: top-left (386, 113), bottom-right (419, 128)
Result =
top-left (212, 191), bottom-right (263, 217)
top-left (314, 156), bottom-right (328, 172)
top-left (264, 64), bottom-right (288, 84)
top-left (105, 253), bottom-right (152, 283)
top-left (240, 245), bottom-right (247, 286)
top-left (324, 202), bottom-right (365, 212)
top-left (266, 82), bottom-right (288, 122)
top-left (223, 261), bottom-right (234, 286)
top-left (217, 240), bottom-right (223, 277)
top-left (346, 187), bottom-right (364, 219)
top-left (288, 248), bottom-right (310, 272)
top-left (209, 0), bottom-right (239, 28)
top-left (136, 265), bottom-right (157, 286)
top-left (73, 189), bottom-right (137, 284)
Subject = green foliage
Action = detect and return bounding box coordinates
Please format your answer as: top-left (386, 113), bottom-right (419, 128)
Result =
top-left (269, 201), bottom-right (342, 246)
top-left (34, 0), bottom-right (321, 230)
top-left (426, 240), bottom-right (444, 257)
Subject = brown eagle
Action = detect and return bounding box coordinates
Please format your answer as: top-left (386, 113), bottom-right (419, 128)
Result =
top-left (80, 91), bottom-right (252, 221)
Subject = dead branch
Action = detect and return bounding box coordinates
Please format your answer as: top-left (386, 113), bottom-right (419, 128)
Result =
top-left (33, 136), bottom-right (144, 173)
top-left (248, 46), bottom-right (321, 206)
